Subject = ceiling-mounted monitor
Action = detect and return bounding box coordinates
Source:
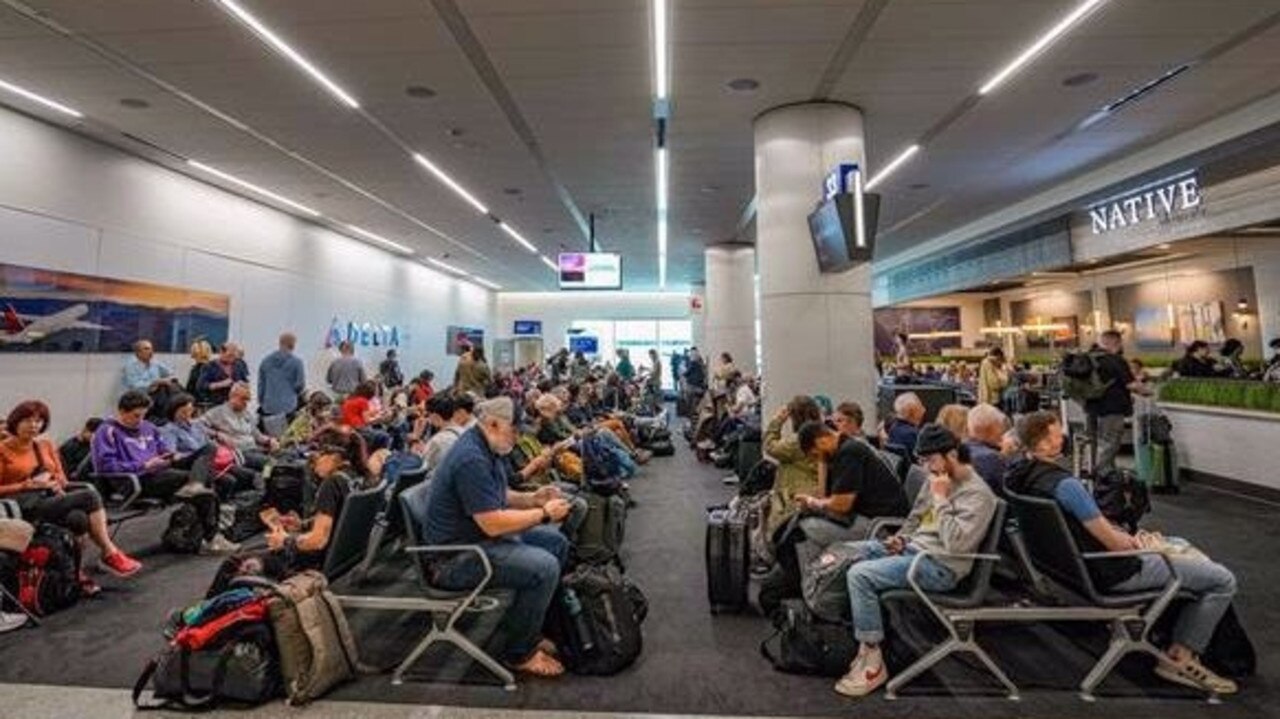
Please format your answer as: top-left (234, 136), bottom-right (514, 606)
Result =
top-left (558, 252), bottom-right (623, 290)
top-left (807, 192), bottom-right (881, 273)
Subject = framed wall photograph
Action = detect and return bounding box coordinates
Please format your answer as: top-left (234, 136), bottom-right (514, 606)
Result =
top-left (1134, 306), bottom-right (1174, 348)
top-left (1176, 302), bottom-right (1226, 344)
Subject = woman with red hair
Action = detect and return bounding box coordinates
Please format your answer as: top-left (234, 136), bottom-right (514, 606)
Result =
top-left (0, 401), bottom-right (142, 590)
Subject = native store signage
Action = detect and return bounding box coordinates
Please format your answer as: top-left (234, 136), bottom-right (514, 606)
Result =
top-left (325, 317), bottom-right (402, 348)
top-left (1087, 171), bottom-right (1203, 236)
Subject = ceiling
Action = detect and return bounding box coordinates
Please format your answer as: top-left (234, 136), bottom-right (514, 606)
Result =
top-left (0, 0), bottom-right (1278, 291)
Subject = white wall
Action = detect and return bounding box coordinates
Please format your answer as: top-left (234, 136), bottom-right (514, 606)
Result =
top-left (0, 107), bottom-right (494, 439)
top-left (495, 292), bottom-right (693, 355)
top-left (895, 294), bottom-right (989, 349)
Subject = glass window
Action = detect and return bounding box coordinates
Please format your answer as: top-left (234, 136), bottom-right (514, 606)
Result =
top-left (567, 320), bottom-right (614, 361)
top-left (566, 318), bottom-right (693, 391)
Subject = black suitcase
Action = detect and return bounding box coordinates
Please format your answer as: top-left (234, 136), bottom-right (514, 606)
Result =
top-left (705, 504), bottom-right (749, 613)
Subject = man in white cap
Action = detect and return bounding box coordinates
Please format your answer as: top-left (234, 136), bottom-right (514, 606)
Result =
top-left (418, 396), bottom-right (572, 678)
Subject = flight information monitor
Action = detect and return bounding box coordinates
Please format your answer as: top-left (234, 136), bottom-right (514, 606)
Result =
top-left (558, 252), bottom-right (623, 290)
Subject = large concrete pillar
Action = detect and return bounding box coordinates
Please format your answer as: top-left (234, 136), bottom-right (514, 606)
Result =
top-left (754, 102), bottom-right (875, 425)
top-left (703, 245), bottom-right (758, 375)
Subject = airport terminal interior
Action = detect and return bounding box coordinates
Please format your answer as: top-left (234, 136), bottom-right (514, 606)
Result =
top-left (2, 1), bottom-right (1280, 717)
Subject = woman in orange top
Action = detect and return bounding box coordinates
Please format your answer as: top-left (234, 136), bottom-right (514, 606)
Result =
top-left (0, 401), bottom-right (142, 584)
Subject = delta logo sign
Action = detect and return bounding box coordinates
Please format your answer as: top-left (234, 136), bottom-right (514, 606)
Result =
top-left (325, 317), bottom-right (402, 349)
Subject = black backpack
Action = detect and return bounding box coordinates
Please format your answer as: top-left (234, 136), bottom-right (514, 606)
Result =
top-left (18, 523), bottom-right (80, 616)
top-left (544, 564), bottom-right (646, 675)
top-left (220, 490), bottom-right (266, 543)
top-left (1094, 468), bottom-right (1151, 533)
top-left (1060, 350), bottom-right (1112, 402)
top-left (759, 599), bottom-right (858, 677)
top-left (163, 503), bottom-right (206, 554)
top-left (739, 460), bottom-right (777, 497)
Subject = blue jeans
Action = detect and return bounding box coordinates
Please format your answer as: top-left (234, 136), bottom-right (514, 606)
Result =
top-left (434, 525), bottom-right (569, 663)
top-left (1110, 547), bottom-right (1237, 654)
top-left (595, 430), bottom-right (637, 478)
top-left (845, 541), bottom-right (957, 644)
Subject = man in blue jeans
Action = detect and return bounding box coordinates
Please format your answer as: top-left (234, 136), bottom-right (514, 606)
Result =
top-left (420, 396), bottom-right (572, 678)
top-left (835, 424), bottom-right (997, 698)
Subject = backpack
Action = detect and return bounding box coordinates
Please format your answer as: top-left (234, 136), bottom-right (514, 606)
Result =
top-left (253, 571), bottom-right (360, 705)
top-left (759, 598), bottom-right (858, 677)
top-left (1060, 350), bottom-right (1112, 402)
top-left (739, 460), bottom-right (777, 497)
top-left (800, 541), bottom-right (874, 623)
top-left (133, 592), bottom-right (281, 709)
top-left (18, 523), bottom-right (80, 616)
top-left (574, 491), bottom-right (627, 567)
top-left (581, 433), bottom-right (622, 482)
top-left (1093, 468), bottom-right (1151, 533)
top-left (1146, 413), bottom-right (1174, 445)
top-left (163, 503), bottom-right (206, 554)
top-left (544, 564), bottom-right (646, 675)
top-left (646, 438), bottom-right (675, 457)
top-left (219, 490), bottom-right (266, 543)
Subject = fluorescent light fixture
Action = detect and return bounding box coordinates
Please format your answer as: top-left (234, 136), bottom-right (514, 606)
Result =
top-left (345, 224), bottom-right (412, 255)
top-left (979, 0), bottom-right (1109, 95)
top-left (498, 222), bottom-right (538, 253)
top-left (0, 77), bottom-right (82, 118)
top-left (656, 147), bottom-right (669, 289)
top-left (540, 255), bottom-right (559, 272)
top-left (653, 0), bottom-right (669, 100)
top-left (213, 0), bottom-right (359, 108)
top-left (470, 275), bottom-right (502, 291)
top-left (427, 257), bottom-right (467, 276)
top-left (908, 331), bottom-right (964, 340)
top-left (412, 153), bottom-right (489, 215)
top-left (187, 160), bottom-right (321, 216)
top-left (865, 144), bottom-right (920, 191)
top-left (852, 167), bottom-right (867, 249)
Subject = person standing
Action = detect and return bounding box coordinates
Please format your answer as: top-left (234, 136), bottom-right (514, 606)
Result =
top-left (379, 349), bottom-right (405, 388)
top-left (199, 342), bottom-right (250, 407)
top-left (977, 347), bottom-right (1010, 407)
top-left (455, 345), bottom-right (493, 397)
top-left (326, 341), bottom-right (366, 397)
top-left (1085, 330), bottom-right (1149, 475)
top-left (258, 332), bottom-right (306, 422)
top-left (615, 349), bottom-right (635, 381)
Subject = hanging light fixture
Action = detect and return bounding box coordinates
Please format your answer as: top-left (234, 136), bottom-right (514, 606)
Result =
top-left (1233, 238), bottom-right (1250, 313)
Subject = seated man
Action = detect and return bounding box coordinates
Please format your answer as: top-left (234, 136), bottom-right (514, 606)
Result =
top-left (281, 391), bottom-right (335, 449)
top-left (91, 390), bottom-right (193, 504)
top-left (834, 424), bottom-right (997, 697)
top-left (830, 401), bottom-right (867, 443)
top-left (1006, 411), bottom-right (1239, 695)
top-left (879, 393), bottom-right (925, 454)
top-left (415, 393), bottom-right (469, 472)
top-left (123, 339), bottom-right (181, 421)
top-left (200, 382), bottom-right (279, 470)
top-left (795, 421), bottom-right (910, 549)
top-left (418, 397), bottom-right (572, 678)
top-left (534, 395), bottom-right (637, 479)
top-left (198, 341), bottom-right (250, 408)
top-left (161, 392), bottom-right (259, 501)
top-left (963, 403), bottom-right (1009, 495)
top-left (58, 416), bottom-right (103, 478)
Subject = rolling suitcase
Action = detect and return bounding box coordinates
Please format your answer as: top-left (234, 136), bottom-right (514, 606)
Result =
top-left (705, 504), bottom-right (749, 613)
top-left (1148, 441), bottom-right (1181, 494)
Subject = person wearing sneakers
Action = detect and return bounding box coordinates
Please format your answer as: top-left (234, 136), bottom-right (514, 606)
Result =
top-left (1006, 410), bottom-right (1240, 696)
top-left (419, 397), bottom-right (571, 678)
top-left (835, 424), bottom-right (997, 698)
top-left (0, 400), bottom-right (142, 588)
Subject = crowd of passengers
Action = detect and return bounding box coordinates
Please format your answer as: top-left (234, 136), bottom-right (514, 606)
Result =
top-left (0, 332), bottom-right (672, 678)
top-left (0, 329), bottom-right (1249, 695)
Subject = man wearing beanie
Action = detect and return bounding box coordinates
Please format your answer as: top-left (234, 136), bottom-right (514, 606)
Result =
top-left (418, 396), bottom-right (573, 678)
top-left (833, 423), bottom-right (997, 699)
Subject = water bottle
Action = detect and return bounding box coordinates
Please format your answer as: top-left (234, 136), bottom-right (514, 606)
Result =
top-left (565, 589), bottom-right (594, 652)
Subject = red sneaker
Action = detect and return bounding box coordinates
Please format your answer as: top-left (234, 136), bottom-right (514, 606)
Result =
top-left (77, 572), bottom-right (102, 598)
top-left (102, 551), bottom-right (142, 578)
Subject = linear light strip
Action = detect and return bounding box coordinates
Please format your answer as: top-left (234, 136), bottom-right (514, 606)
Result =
top-left (412, 153), bottom-right (489, 215)
top-left (469, 275), bottom-right (502, 290)
top-left (865, 144), bottom-right (920, 191)
top-left (979, 0), bottom-right (1110, 95)
top-left (213, 0), bottom-right (359, 108)
top-left (656, 147), bottom-right (669, 289)
top-left (426, 257), bottom-right (502, 291)
top-left (0, 77), bottom-right (82, 118)
top-left (540, 255), bottom-right (559, 272)
top-left (345, 224), bottom-right (412, 255)
top-left (187, 160), bottom-right (320, 216)
top-left (499, 222), bottom-right (538, 254)
top-left (654, 0), bottom-right (669, 100)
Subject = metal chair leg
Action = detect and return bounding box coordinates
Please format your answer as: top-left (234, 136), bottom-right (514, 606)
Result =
top-left (968, 642), bottom-right (1020, 700)
top-left (442, 627), bottom-right (517, 690)
top-left (0, 585), bottom-right (38, 627)
top-left (886, 638), bottom-right (960, 699)
top-left (391, 627), bottom-right (445, 685)
top-left (1079, 626), bottom-right (1166, 700)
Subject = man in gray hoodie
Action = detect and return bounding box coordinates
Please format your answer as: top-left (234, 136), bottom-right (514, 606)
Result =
top-left (833, 423), bottom-right (997, 699)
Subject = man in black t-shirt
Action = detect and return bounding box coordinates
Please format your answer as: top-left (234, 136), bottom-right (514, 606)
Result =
top-left (1085, 330), bottom-right (1150, 474)
top-left (796, 422), bottom-right (910, 548)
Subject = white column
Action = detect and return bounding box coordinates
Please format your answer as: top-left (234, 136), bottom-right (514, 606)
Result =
top-left (688, 281), bottom-right (707, 352)
top-left (754, 102), bottom-right (875, 423)
top-left (1248, 242), bottom-right (1280, 349)
top-left (703, 245), bottom-right (758, 375)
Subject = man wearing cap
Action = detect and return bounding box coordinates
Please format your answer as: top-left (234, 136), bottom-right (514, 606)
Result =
top-left (832, 423), bottom-right (998, 699)
top-left (419, 396), bottom-right (572, 678)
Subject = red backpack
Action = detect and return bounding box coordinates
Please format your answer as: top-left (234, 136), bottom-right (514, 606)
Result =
top-left (19, 524), bottom-right (81, 616)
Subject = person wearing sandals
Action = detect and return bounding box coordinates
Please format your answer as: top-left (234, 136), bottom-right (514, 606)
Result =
top-left (1006, 411), bottom-right (1239, 695)
top-left (0, 400), bottom-right (142, 594)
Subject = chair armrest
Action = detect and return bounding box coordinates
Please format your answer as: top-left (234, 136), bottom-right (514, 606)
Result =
top-left (405, 544), bottom-right (495, 595)
top-left (904, 549), bottom-right (1004, 624)
top-left (0, 499), bottom-right (20, 520)
top-left (1081, 549), bottom-right (1182, 615)
top-left (92, 473), bottom-right (143, 509)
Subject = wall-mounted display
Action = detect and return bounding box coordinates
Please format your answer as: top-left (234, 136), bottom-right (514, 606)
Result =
top-left (873, 307), bottom-right (961, 355)
top-left (1134, 307), bottom-right (1175, 348)
top-left (1176, 302), bottom-right (1225, 345)
top-left (0, 261), bottom-right (229, 353)
top-left (446, 325), bottom-right (485, 355)
top-left (558, 252), bottom-right (622, 290)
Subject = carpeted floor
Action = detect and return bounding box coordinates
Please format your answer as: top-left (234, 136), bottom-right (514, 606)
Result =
top-left (0, 441), bottom-right (1276, 718)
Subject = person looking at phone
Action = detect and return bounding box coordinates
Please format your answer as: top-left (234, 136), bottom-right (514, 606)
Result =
top-left (419, 396), bottom-right (572, 678)
top-left (415, 393), bottom-right (475, 472)
top-left (91, 390), bottom-right (195, 505)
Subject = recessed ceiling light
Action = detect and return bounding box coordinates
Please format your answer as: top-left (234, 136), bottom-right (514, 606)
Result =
top-left (503, 187), bottom-right (522, 196)
top-left (699, 185), bottom-right (720, 194)
top-left (446, 127), bottom-right (466, 138)
top-left (542, 227), bottom-right (555, 234)
top-left (405, 85), bottom-right (437, 99)
top-left (726, 78), bottom-right (760, 92)
top-left (119, 97), bottom-right (150, 109)
top-left (1062, 72), bottom-right (1099, 87)
top-left (908, 182), bottom-right (931, 190)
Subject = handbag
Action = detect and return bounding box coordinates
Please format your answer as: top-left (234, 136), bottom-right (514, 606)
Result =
top-left (211, 444), bottom-right (241, 478)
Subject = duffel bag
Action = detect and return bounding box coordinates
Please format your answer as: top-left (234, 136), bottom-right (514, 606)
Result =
top-left (759, 598), bottom-right (857, 677)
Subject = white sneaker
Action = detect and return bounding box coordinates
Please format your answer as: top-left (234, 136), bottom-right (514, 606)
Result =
top-left (722, 475), bottom-right (740, 485)
top-left (834, 647), bottom-right (888, 698)
top-left (201, 534), bottom-right (242, 555)
top-left (0, 612), bottom-right (29, 634)
top-left (696, 439), bottom-right (715, 450)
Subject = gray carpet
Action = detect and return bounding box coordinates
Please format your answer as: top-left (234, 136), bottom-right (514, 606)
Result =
top-left (0, 443), bottom-right (1276, 718)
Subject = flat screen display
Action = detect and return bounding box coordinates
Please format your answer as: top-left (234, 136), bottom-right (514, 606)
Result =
top-left (558, 252), bottom-right (623, 290)
top-left (568, 335), bottom-right (599, 355)
top-left (446, 325), bottom-right (484, 356)
top-left (807, 192), bottom-right (880, 273)
top-left (513, 320), bottom-right (542, 336)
